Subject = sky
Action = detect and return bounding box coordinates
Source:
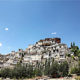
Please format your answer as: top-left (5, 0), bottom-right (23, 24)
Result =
top-left (0, 0), bottom-right (80, 54)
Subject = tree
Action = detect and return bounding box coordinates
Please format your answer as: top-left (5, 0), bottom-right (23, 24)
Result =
top-left (34, 68), bottom-right (42, 77)
top-left (78, 53), bottom-right (80, 60)
top-left (50, 61), bottom-right (60, 78)
top-left (73, 42), bottom-right (75, 47)
top-left (71, 46), bottom-right (79, 56)
top-left (59, 61), bottom-right (69, 77)
top-left (70, 67), bottom-right (78, 74)
top-left (0, 63), bottom-right (35, 79)
top-left (44, 59), bottom-right (50, 76)
top-left (0, 68), bottom-right (11, 78)
top-left (71, 42), bottom-right (73, 48)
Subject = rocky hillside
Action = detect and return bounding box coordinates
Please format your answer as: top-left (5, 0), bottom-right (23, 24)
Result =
top-left (0, 38), bottom-right (70, 68)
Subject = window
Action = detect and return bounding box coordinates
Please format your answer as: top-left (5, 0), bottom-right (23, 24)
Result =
top-left (60, 55), bottom-right (64, 58)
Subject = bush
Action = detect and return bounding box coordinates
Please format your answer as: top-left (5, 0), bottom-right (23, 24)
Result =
top-left (0, 64), bottom-right (35, 79)
top-left (70, 67), bottom-right (79, 74)
top-left (0, 61), bottom-right (69, 79)
top-left (75, 76), bottom-right (80, 80)
top-left (59, 61), bottom-right (69, 77)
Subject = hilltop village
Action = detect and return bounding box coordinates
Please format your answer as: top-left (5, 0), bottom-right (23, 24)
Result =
top-left (0, 38), bottom-right (76, 69)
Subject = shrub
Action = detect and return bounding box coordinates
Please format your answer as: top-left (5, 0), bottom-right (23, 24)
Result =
top-left (75, 76), bottom-right (80, 80)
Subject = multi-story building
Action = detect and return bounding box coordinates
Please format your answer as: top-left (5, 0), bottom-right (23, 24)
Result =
top-left (24, 38), bottom-right (69, 65)
top-left (0, 38), bottom-right (70, 68)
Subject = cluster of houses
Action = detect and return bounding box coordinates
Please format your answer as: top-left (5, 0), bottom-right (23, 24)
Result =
top-left (0, 38), bottom-right (70, 68)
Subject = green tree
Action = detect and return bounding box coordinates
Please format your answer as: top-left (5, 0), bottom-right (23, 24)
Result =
top-left (0, 68), bottom-right (11, 78)
top-left (34, 68), bottom-right (42, 77)
top-left (50, 61), bottom-right (60, 78)
top-left (73, 42), bottom-right (75, 47)
top-left (44, 59), bottom-right (50, 76)
top-left (71, 46), bottom-right (79, 56)
top-left (71, 42), bottom-right (73, 48)
top-left (59, 61), bottom-right (69, 77)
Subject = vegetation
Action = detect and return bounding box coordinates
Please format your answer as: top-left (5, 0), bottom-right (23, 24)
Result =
top-left (0, 64), bottom-right (35, 79)
top-left (1, 42), bottom-right (80, 79)
top-left (75, 76), bottom-right (80, 80)
top-left (70, 61), bottom-right (80, 75)
top-left (0, 60), bottom-right (69, 79)
top-left (70, 42), bottom-right (80, 76)
top-left (71, 42), bottom-right (80, 56)
top-left (59, 61), bottom-right (69, 77)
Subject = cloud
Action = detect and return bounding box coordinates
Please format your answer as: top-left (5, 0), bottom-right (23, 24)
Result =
top-left (51, 32), bottom-right (57, 35)
top-left (5, 28), bottom-right (8, 31)
top-left (0, 43), bottom-right (2, 47)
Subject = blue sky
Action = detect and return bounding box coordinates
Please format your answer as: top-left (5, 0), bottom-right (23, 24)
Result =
top-left (0, 0), bottom-right (80, 54)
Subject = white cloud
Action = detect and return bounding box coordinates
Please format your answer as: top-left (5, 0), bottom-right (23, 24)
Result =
top-left (51, 32), bottom-right (57, 35)
top-left (0, 43), bottom-right (2, 47)
top-left (5, 28), bottom-right (8, 31)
